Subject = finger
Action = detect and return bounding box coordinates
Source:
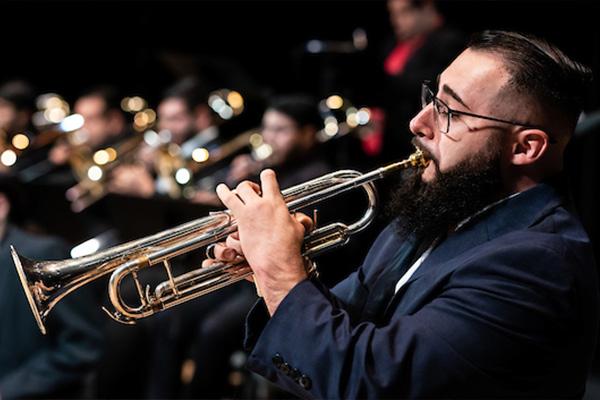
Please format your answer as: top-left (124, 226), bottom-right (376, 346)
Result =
top-left (212, 242), bottom-right (238, 262)
top-left (202, 258), bottom-right (217, 268)
top-left (260, 169), bottom-right (281, 200)
top-left (216, 183), bottom-right (244, 211)
top-left (246, 181), bottom-right (261, 194)
top-left (294, 212), bottom-right (314, 233)
top-left (225, 234), bottom-right (243, 254)
top-left (235, 181), bottom-right (261, 202)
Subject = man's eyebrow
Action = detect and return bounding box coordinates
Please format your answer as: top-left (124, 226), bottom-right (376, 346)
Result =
top-left (441, 84), bottom-right (471, 111)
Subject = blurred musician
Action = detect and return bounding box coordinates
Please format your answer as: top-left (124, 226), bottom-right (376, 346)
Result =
top-left (227, 93), bottom-right (332, 188)
top-left (109, 75), bottom-right (222, 199)
top-left (48, 85), bottom-right (130, 170)
top-left (370, 0), bottom-right (465, 164)
top-left (0, 79), bottom-right (39, 173)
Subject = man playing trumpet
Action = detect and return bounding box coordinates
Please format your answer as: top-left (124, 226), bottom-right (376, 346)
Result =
top-left (208, 31), bottom-right (599, 398)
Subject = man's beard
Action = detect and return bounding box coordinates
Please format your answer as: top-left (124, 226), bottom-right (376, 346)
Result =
top-left (386, 140), bottom-right (504, 240)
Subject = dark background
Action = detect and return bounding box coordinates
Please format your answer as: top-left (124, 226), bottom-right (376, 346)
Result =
top-left (2, 0), bottom-right (600, 108)
top-left (3, 1), bottom-right (600, 398)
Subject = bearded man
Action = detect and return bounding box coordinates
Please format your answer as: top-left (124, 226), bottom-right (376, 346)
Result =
top-left (209, 31), bottom-right (600, 398)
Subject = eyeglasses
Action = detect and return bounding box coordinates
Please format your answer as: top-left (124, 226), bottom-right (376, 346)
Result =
top-left (420, 82), bottom-right (555, 143)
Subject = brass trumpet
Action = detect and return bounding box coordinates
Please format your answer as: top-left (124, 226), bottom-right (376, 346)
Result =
top-left (66, 133), bottom-right (145, 212)
top-left (157, 127), bottom-right (268, 199)
top-left (12, 149), bottom-right (428, 334)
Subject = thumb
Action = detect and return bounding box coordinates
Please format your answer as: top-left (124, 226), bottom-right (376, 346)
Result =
top-left (293, 212), bottom-right (314, 234)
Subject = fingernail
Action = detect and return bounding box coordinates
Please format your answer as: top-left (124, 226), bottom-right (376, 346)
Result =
top-left (223, 249), bottom-right (236, 259)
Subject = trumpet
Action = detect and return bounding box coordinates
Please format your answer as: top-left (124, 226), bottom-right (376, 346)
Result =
top-left (157, 127), bottom-right (268, 199)
top-left (66, 133), bottom-right (145, 212)
top-left (12, 149), bottom-right (428, 334)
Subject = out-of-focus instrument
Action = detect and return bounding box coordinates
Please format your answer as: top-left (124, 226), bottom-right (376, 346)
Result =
top-left (163, 94), bottom-right (372, 199)
top-left (65, 133), bottom-right (145, 212)
top-left (12, 148), bottom-right (428, 334)
top-left (151, 88), bottom-right (248, 199)
top-left (316, 94), bottom-right (372, 143)
top-left (3, 94), bottom-right (84, 175)
top-left (160, 127), bottom-right (268, 199)
top-left (305, 28), bottom-right (368, 54)
top-left (65, 96), bottom-right (156, 212)
top-left (0, 130), bottom-right (35, 170)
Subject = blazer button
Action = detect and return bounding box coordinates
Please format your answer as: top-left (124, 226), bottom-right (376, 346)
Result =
top-left (299, 374), bottom-right (312, 390)
top-left (290, 368), bottom-right (301, 380)
top-left (280, 362), bottom-right (291, 375)
top-left (272, 353), bottom-right (284, 368)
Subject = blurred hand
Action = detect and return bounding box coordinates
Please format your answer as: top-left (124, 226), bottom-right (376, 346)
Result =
top-left (216, 170), bottom-right (313, 315)
top-left (226, 154), bottom-right (262, 186)
top-left (190, 189), bottom-right (222, 207)
top-left (108, 164), bottom-right (155, 198)
top-left (48, 141), bottom-right (72, 165)
top-left (136, 144), bottom-right (157, 170)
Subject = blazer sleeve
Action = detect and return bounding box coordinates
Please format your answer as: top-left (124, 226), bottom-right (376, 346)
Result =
top-left (244, 232), bottom-right (596, 399)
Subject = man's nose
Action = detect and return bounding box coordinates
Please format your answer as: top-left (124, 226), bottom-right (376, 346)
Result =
top-left (409, 104), bottom-right (435, 140)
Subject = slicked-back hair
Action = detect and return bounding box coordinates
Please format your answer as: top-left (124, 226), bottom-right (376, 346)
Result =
top-left (0, 80), bottom-right (36, 112)
top-left (267, 94), bottom-right (323, 131)
top-left (79, 84), bottom-right (124, 115)
top-left (162, 75), bottom-right (210, 112)
top-left (468, 30), bottom-right (592, 135)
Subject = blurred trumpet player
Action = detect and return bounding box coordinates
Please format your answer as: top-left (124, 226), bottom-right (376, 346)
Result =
top-left (226, 94), bottom-right (332, 189)
top-left (109, 75), bottom-right (223, 199)
top-left (45, 85), bottom-right (133, 193)
top-left (49, 85), bottom-right (130, 167)
top-left (0, 79), bottom-right (40, 173)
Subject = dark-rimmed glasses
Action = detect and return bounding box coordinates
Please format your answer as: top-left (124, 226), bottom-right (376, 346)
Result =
top-left (421, 81), bottom-right (555, 143)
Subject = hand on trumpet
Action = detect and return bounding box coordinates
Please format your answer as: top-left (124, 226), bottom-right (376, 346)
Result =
top-left (206, 170), bottom-right (314, 315)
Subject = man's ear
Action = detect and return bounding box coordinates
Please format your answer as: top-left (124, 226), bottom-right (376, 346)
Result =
top-left (510, 129), bottom-right (550, 166)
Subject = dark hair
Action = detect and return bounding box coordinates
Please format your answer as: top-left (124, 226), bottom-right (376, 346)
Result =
top-left (267, 94), bottom-right (323, 130)
top-left (0, 80), bottom-right (37, 112)
top-left (468, 30), bottom-right (592, 135)
top-left (162, 75), bottom-right (210, 111)
top-left (79, 84), bottom-right (123, 113)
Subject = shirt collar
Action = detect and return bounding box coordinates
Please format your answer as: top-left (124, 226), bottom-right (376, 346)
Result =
top-left (454, 191), bottom-right (523, 232)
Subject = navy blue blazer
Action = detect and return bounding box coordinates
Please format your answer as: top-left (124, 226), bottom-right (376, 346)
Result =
top-left (244, 181), bottom-right (600, 398)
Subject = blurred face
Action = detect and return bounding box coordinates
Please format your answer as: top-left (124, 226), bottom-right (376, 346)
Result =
top-left (261, 110), bottom-right (308, 166)
top-left (0, 192), bottom-right (10, 226)
top-left (157, 97), bottom-right (196, 145)
top-left (387, 0), bottom-right (429, 41)
top-left (75, 96), bottom-right (119, 148)
top-left (0, 99), bottom-right (18, 132)
top-left (409, 48), bottom-right (517, 184)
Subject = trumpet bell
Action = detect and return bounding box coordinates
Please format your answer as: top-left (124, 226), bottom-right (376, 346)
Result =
top-left (12, 247), bottom-right (49, 334)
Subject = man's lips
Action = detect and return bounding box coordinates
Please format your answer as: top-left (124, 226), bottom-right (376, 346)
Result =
top-left (412, 141), bottom-right (438, 168)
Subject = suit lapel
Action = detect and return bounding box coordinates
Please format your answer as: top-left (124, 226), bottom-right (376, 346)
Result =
top-left (385, 182), bottom-right (563, 316)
